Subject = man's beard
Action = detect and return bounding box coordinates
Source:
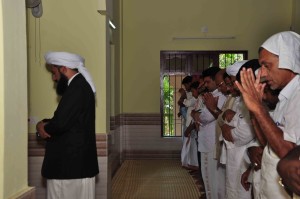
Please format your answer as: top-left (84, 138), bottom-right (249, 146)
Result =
top-left (56, 74), bottom-right (68, 96)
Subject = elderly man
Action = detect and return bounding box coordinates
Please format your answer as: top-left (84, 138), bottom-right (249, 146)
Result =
top-left (36, 51), bottom-right (99, 199)
top-left (236, 31), bottom-right (300, 198)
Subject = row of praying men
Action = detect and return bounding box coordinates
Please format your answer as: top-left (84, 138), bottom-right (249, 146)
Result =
top-left (179, 31), bottom-right (300, 199)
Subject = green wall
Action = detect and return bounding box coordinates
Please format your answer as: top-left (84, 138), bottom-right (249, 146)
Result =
top-left (1, 0), bottom-right (29, 198)
top-left (293, 0), bottom-right (300, 33)
top-left (11, 0), bottom-right (298, 197)
top-left (122, 0), bottom-right (293, 113)
top-left (111, 0), bottom-right (122, 116)
top-left (27, 0), bottom-right (296, 122)
top-left (27, 0), bottom-right (108, 134)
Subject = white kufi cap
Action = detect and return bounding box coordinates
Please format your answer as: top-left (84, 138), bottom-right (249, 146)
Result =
top-left (226, 60), bottom-right (248, 76)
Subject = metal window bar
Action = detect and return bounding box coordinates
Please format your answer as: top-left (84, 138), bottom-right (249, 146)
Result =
top-left (161, 51), bottom-right (247, 137)
top-left (168, 54), bottom-right (171, 136)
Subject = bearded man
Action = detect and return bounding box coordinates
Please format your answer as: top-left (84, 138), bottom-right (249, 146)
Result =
top-left (36, 51), bottom-right (99, 199)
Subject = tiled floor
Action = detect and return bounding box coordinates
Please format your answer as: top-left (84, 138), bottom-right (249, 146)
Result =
top-left (112, 160), bottom-right (205, 199)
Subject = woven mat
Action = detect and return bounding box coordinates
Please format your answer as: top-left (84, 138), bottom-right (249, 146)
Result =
top-left (112, 160), bottom-right (201, 199)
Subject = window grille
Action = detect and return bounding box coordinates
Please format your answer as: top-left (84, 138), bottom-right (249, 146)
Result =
top-left (160, 51), bottom-right (247, 137)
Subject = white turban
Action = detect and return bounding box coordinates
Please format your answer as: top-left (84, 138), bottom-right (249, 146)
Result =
top-left (226, 60), bottom-right (248, 76)
top-left (261, 31), bottom-right (300, 74)
top-left (44, 51), bottom-right (96, 93)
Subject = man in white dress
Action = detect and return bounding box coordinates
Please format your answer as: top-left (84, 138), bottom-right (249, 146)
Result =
top-left (236, 31), bottom-right (300, 198)
top-left (179, 76), bottom-right (193, 168)
top-left (198, 67), bottom-right (227, 199)
top-left (221, 60), bottom-right (259, 199)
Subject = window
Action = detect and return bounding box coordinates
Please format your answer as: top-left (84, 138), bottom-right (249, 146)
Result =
top-left (160, 51), bottom-right (247, 137)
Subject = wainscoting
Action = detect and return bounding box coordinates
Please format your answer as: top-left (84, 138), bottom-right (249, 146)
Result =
top-left (11, 187), bottom-right (35, 199)
top-left (28, 113), bottom-right (182, 199)
top-left (28, 134), bottom-right (111, 199)
top-left (119, 113), bottom-right (182, 159)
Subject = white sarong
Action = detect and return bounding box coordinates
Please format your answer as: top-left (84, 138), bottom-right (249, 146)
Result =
top-left (259, 147), bottom-right (290, 199)
top-left (47, 177), bottom-right (96, 199)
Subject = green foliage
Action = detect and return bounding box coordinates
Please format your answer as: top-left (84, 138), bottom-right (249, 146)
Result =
top-left (163, 76), bottom-right (174, 136)
top-left (219, 53), bottom-right (244, 69)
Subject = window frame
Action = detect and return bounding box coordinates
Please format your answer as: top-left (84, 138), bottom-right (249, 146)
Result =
top-left (160, 50), bottom-right (248, 137)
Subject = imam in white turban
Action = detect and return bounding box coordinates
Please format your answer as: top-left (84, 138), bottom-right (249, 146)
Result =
top-left (44, 51), bottom-right (96, 93)
top-left (261, 31), bottom-right (300, 74)
top-left (225, 60), bottom-right (248, 76)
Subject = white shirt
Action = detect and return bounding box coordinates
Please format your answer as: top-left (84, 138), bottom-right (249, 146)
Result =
top-left (68, 73), bottom-right (80, 85)
top-left (183, 95), bottom-right (203, 127)
top-left (272, 75), bottom-right (300, 144)
top-left (260, 75), bottom-right (300, 198)
top-left (186, 91), bottom-right (193, 101)
top-left (198, 89), bottom-right (226, 152)
top-left (225, 96), bottom-right (255, 148)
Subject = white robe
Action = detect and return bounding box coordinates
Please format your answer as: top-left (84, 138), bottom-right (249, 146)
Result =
top-left (259, 76), bottom-right (300, 198)
top-left (198, 89), bottom-right (227, 199)
top-left (181, 92), bottom-right (199, 167)
top-left (47, 177), bottom-right (95, 199)
top-left (182, 95), bottom-right (204, 167)
top-left (243, 139), bottom-right (262, 199)
top-left (223, 97), bottom-right (254, 199)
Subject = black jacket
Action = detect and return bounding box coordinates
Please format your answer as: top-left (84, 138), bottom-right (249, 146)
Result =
top-left (42, 74), bottom-right (99, 179)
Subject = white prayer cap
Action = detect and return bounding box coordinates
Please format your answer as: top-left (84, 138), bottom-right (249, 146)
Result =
top-left (225, 60), bottom-right (248, 76)
top-left (235, 59), bottom-right (260, 82)
top-left (44, 51), bottom-right (96, 93)
top-left (261, 31), bottom-right (300, 73)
